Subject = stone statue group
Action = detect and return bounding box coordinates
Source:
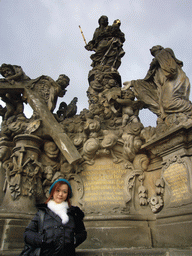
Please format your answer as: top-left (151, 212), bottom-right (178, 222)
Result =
top-left (0, 15), bottom-right (191, 214)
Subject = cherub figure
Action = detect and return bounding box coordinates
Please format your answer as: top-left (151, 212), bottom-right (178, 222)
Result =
top-left (117, 88), bottom-right (140, 127)
top-left (43, 166), bottom-right (54, 198)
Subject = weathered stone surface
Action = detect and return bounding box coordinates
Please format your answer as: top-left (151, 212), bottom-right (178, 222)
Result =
top-left (126, 46), bottom-right (192, 121)
top-left (76, 248), bottom-right (192, 256)
top-left (80, 217), bottom-right (152, 249)
top-left (2, 248), bottom-right (192, 256)
top-left (0, 79), bottom-right (81, 164)
top-left (1, 17), bottom-right (192, 254)
top-left (80, 157), bottom-right (128, 214)
top-left (151, 213), bottom-right (192, 248)
top-left (0, 213), bottom-right (32, 253)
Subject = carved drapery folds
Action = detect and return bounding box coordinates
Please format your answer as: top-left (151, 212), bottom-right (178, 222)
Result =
top-left (0, 17), bottom-right (192, 215)
top-left (85, 16), bottom-right (125, 70)
top-left (124, 45), bottom-right (192, 141)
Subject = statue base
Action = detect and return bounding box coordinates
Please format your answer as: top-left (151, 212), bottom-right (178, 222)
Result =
top-left (0, 212), bottom-right (33, 255)
top-left (1, 211), bottom-right (192, 255)
top-left (1, 124), bottom-right (192, 254)
top-left (78, 210), bottom-right (192, 251)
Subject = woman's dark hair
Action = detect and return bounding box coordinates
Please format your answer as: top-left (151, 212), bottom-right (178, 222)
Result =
top-left (45, 181), bottom-right (71, 206)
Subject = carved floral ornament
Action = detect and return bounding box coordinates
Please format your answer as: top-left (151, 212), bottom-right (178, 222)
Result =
top-left (123, 153), bottom-right (164, 213)
top-left (0, 17), bottom-right (192, 214)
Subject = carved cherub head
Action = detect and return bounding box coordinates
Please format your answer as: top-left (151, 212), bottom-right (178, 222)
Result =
top-left (44, 141), bottom-right (59, 159)
top-left (122, 89), bottom-right (135, 101)
top-left (44, 166), bottom-right (53, 181)
top-left (108, 79), bottom-right (116, 88)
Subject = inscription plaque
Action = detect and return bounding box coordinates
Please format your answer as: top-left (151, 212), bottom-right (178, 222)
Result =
top-left (81, 157), bottom-right (127, 213)
top-left (163, 162), bottom-right (192, 205)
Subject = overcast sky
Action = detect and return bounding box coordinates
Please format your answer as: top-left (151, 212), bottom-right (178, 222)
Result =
top-left (0, 0), bottom-right (192, 127)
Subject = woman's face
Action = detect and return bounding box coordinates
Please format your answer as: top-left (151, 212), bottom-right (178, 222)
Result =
top-left (53, 184), bottom-right (69, 204)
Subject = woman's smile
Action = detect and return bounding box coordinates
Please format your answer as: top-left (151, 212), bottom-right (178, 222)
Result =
top-left (53, 184), bottom-right (69, 204)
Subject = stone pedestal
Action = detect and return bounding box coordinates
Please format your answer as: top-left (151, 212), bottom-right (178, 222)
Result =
top-left (0, 212), bottom-right (32, 255)
top-left (80, 215), bottom-right (153, 250)
top-left (77, 123), bottom-right (192, 251)
top-left (1, 124), bottom-right (192, 255)
top-left (141, 123), bottom-right (192, 249)
top-left (1, 134), bottom-right (43, 214)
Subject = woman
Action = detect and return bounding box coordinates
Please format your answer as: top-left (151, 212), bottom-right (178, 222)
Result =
top-left (23, 179), bottom-right (87, 256)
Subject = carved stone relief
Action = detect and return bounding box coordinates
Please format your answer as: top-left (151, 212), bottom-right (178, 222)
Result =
top-left (162, 155), bottom-right (192, 208)
top-left (0, 17), bottom-right (192, 217)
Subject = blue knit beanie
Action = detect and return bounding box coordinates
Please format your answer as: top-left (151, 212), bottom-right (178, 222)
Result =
top-left (49, 179), bottom-right (72, 198)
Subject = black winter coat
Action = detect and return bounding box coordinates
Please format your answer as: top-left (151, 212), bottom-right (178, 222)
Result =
top-left (24, 204), bottom-right (87, 256)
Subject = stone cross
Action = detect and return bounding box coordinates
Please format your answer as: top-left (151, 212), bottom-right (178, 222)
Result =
top-left (0, 80), bottom-right (82, 164)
